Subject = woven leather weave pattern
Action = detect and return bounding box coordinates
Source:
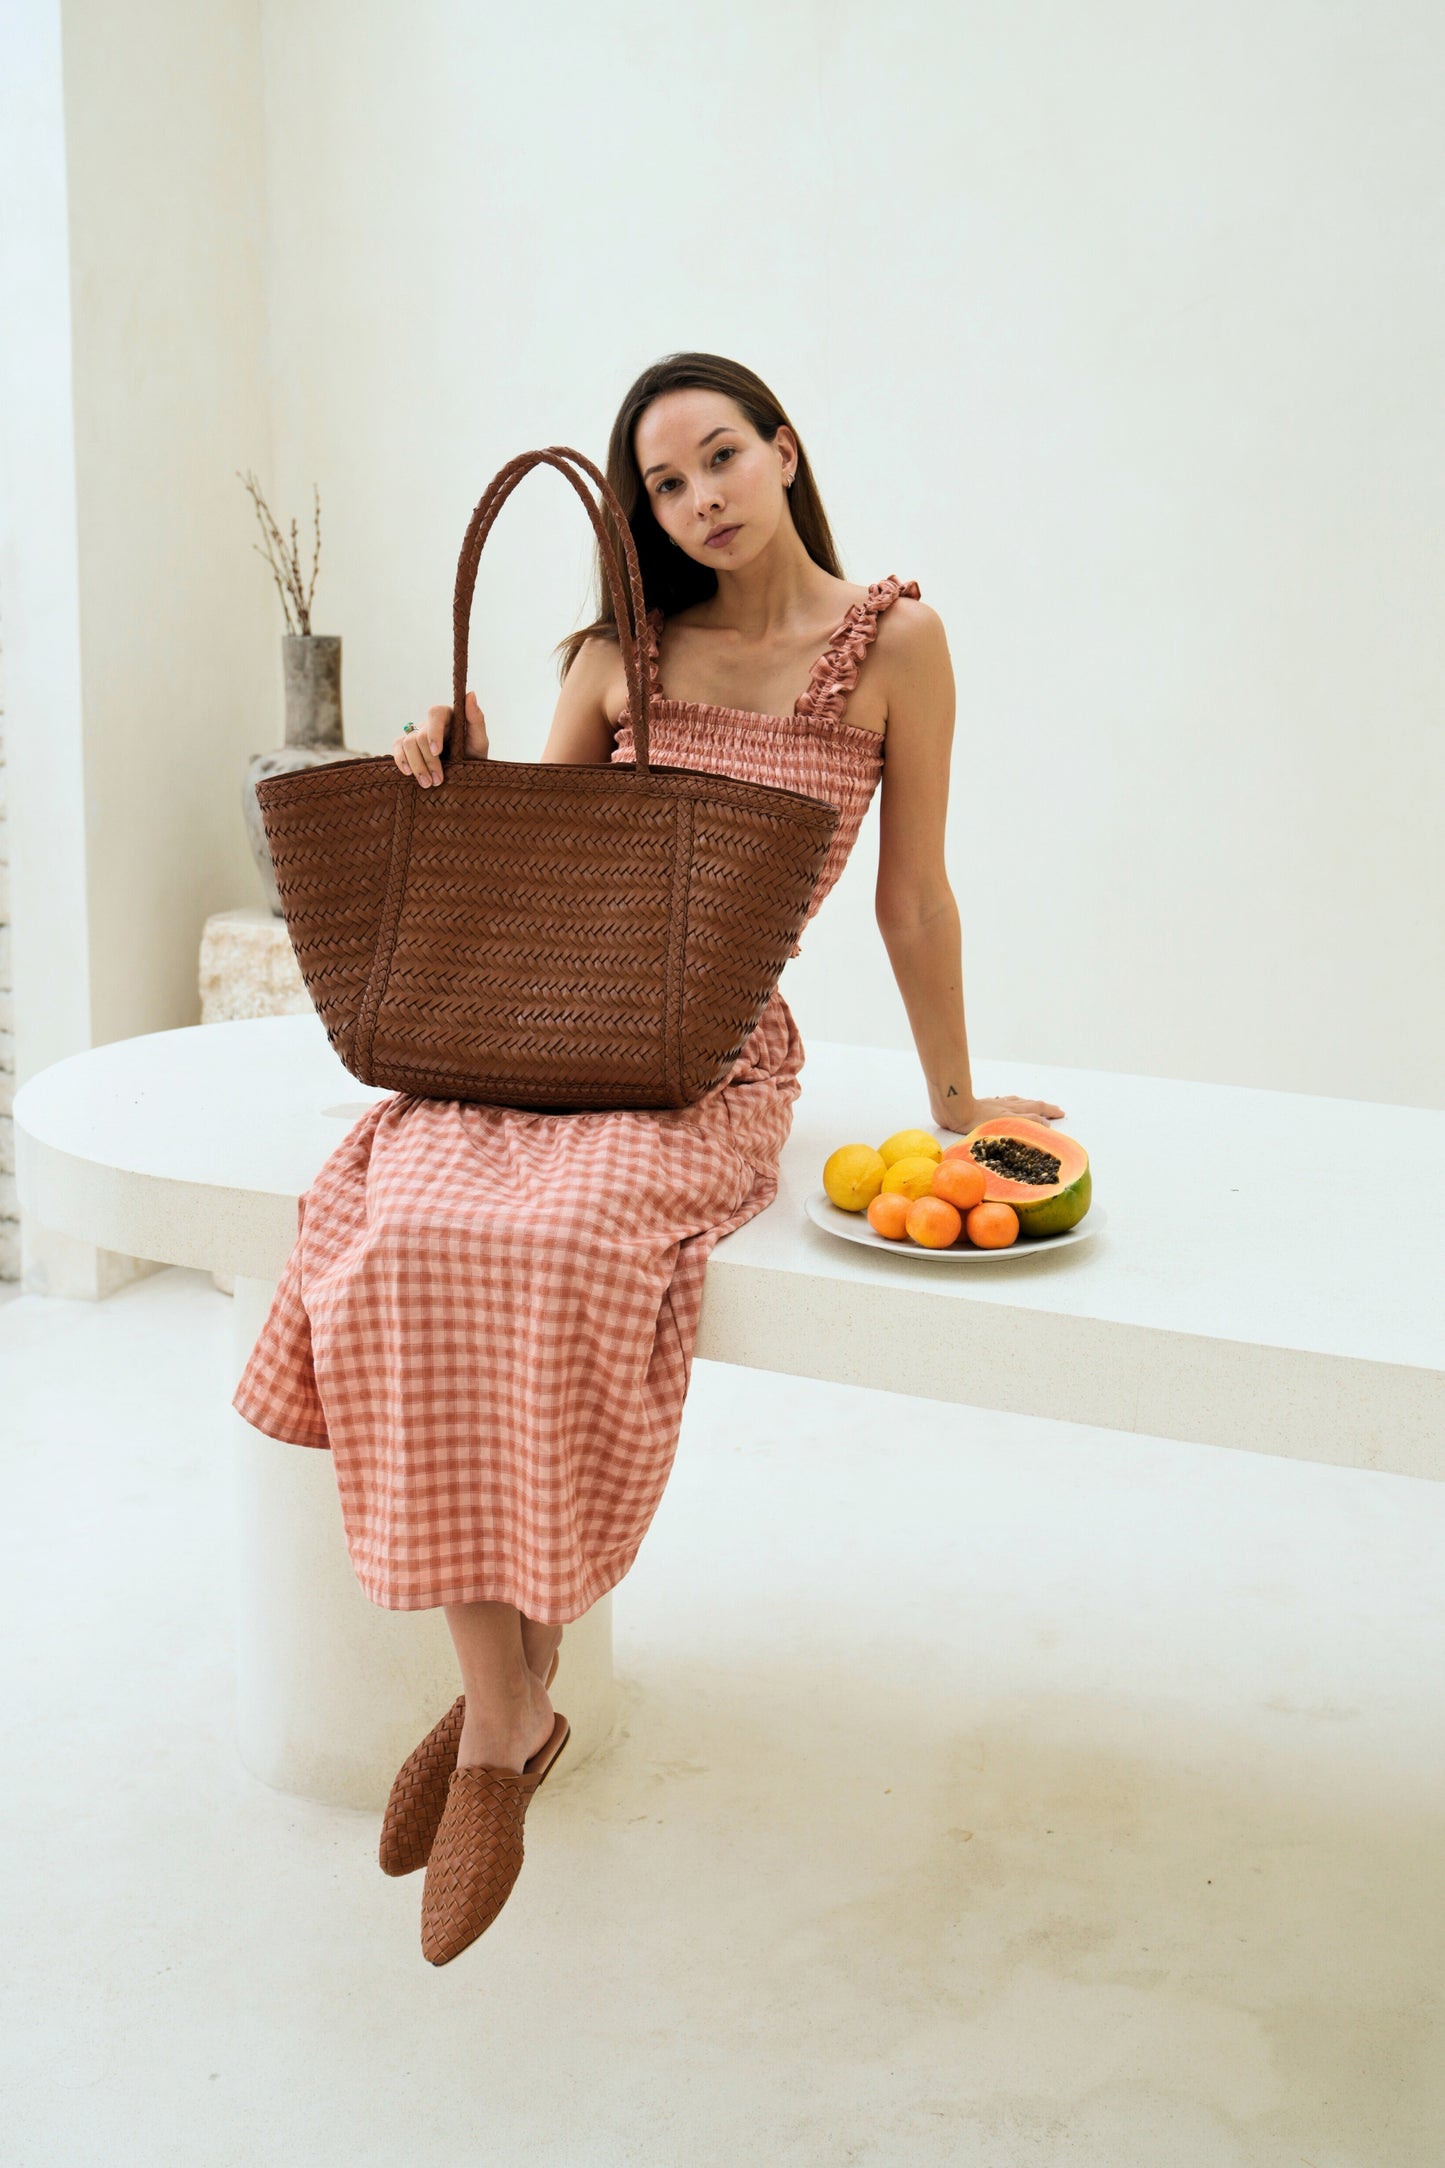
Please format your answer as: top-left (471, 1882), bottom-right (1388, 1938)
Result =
top-left (420, 1766), bottom-right (533, 1963)
top-left (258, 767), bottom-right (396, 1063)
top-left (378, 1646), bottom-right (561, 1878)
top-left (680, 800), bottom-right (824, 1100)
top-left (254, 444), bottom-right (840, 1112)
top-left (371, 777), bottom-right (680, 1100)
top-left (378, 1694), bottom-right (465, 1878)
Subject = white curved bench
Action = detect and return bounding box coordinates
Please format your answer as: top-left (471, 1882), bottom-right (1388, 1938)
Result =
top-left (11, 1015), bottom-right (624, 1811)
top-left (16, 1015), bottom-right (1445, 1809)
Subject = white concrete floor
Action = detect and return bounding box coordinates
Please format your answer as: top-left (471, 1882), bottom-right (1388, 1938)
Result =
top-left (3, 1264), bottom-right (1443, 2167)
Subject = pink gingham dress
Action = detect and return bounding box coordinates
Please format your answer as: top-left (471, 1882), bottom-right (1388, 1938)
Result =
top-left (231, 575), bottom-right (921, 1622)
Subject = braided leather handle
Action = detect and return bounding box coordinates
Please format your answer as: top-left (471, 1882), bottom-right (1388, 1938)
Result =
top-left (450, 445), bottom-right (653, 772)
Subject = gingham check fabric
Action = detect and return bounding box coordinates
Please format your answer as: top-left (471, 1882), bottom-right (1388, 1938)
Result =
top-left (230, 577), bottom-right (916, 1621)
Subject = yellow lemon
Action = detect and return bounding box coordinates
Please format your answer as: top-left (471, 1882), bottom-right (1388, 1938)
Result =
top-left (880, 1153), bottom-right (941, 1200)
top-left (823, 1143), bottom-right (887, 1212)
top-left (878, 1127), bottom-right (943, 1168)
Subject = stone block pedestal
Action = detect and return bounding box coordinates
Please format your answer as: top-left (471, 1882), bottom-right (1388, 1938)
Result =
top-left (200, 905), bottom-right (312, 1027)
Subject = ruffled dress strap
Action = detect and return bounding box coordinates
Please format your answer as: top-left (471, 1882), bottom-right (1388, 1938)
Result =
top-left (794, 575), bottom-right (921, 727)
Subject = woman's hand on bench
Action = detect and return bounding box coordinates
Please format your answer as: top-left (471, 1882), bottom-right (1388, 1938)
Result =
top-left (933, 1091), bottom-right (1067, 1135)
top-left (392, 690), bottom-right (488, 786)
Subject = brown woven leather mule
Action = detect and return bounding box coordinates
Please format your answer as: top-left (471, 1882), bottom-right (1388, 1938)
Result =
top-left (420, 1710), bottom-right (571, 1966)
top-left (379, 1645), bottom-right (560, 1878)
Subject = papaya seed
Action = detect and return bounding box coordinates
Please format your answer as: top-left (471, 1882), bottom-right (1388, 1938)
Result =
top-left (968, 1138), bottom-right (1062, 1187)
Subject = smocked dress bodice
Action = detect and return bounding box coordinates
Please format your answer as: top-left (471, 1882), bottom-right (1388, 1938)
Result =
top-left (610, 575), bottom-right (920, 956)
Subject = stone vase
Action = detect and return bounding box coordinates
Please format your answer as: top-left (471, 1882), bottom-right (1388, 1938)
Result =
top-left (243, 634), bottom-right (360, 916)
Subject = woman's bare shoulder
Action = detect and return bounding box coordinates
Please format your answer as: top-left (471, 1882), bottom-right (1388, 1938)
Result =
top-left (871, 594), bottom-right (950, 734)
top-left (874, 591), bottom-right (947, 663)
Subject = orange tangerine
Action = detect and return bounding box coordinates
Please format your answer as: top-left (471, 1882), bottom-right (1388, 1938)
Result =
top-left (931, 1156), bottom-right (986, 1211)
top-left (965, 1199), bottom-right (1019, 1248)
top-left (866, 1191), bottom-right (911, 1239)
top-left (906, 1195), bottom-right (963, 1248)
top-left (879, 1154), bottom-right (940, 1201)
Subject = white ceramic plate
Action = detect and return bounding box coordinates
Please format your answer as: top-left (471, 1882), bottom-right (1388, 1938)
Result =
top-left (804, 1187), bottom-right (1099, 1260)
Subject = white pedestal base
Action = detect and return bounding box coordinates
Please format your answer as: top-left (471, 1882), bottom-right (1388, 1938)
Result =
top-left (229, 1275), bottom-right (618, 1809)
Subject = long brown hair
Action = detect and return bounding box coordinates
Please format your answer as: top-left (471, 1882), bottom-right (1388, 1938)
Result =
top-left (552, 351), bottom-right (844, 683)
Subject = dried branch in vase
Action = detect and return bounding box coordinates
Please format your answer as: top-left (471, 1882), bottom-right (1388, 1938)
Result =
top-left (236, 468), bottom-right (323, 635)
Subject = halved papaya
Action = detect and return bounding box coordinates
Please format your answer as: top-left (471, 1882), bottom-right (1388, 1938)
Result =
top-left (951, 1117), bottom-right (1090, 1238)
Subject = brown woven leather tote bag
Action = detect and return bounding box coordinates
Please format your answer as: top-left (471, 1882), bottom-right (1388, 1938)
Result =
top-left (253, 444), bottom-right (841, 1112)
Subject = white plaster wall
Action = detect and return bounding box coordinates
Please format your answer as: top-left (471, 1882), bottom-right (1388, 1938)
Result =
top-left (0, 642), bottom-right (15, 1277)
top-left (1, 0), bottom-right (276, 1046)
top-left (0, 3), bottom-right (94, 1071)
top-left (255, 0), bottom-right (1445, 1109)
top-left (0, 0), bottom-right (276, 1287)
top-left (3, 0), bottom-right (1442, 1149)
top-left (58, 0), bottom-right (278, 1050)
top-left (0, 0), bottom-right (99, 1287)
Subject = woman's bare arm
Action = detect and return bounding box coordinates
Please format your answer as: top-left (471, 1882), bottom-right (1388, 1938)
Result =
top-left (873, 601), bottom-right (1064, 1134)
top-left (538, 635), bottom-right (620, 765)
top-left (395, 635), bottom-right (620, 785)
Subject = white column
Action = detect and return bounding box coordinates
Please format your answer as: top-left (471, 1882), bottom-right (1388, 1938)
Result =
top-left (228, 1274), bottom-right (617, 1809)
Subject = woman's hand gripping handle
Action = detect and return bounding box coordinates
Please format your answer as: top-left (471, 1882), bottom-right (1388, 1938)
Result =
top-left (391, 689), bottom-right (489, 786)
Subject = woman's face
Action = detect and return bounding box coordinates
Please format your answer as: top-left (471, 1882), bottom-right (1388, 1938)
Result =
top-left (633, 390), bottom-right (797, 568)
